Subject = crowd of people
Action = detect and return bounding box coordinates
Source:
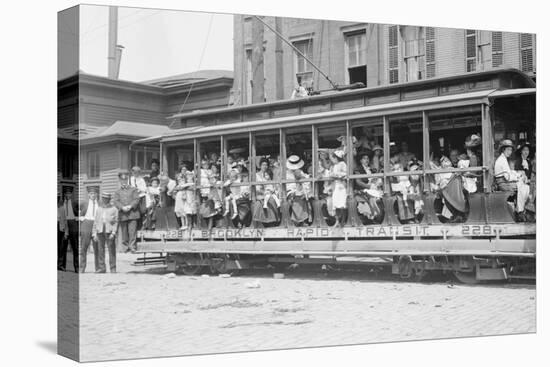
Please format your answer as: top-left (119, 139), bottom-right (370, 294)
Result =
top-left (56, 133), bottom-right (535, 273)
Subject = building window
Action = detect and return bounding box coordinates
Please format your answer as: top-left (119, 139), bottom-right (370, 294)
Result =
top-left (466, 29), bottom-right (477, 72)
top-left (425, 27), bottom-right (436, 78)
top-left (491, 32), bottom-right (503, 67)
top-left (87, 151), bottom-right (100, 179)
top-left (293, 39), bottom-right (314, 88)
top-left (345, 30), bottom-right (367, 85)
top-left (388, 25), bottom-right (399, 84)
top-left (520, 33), bottom-right (534, 72)
top-left (131, 149), bottom-right (159, 171)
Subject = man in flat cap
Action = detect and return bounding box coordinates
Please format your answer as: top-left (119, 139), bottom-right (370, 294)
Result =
top-left (92, 192), bottom-right (119, 273)
top-left (79, 186), bottom-right (99, 272)
top-left (113, 170), bottom-right (141, 253)
top-left (59, 187), bottom-right (79, 272)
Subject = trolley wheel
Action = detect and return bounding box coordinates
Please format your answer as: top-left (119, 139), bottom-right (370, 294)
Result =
top-left (179, 254), bottom-right (203, 276)
top-left (452, 270), bottom-right (480, 284)
top-left (209, 254), bottom-right (241, 276)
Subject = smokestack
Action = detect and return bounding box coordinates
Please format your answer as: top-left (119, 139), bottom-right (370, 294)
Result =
top-left (107, 6), bottom-right (118, 79)
top-left (274, 17), bottom-right (284, 100)
top-left (251, 16), bottom-right (265, 104)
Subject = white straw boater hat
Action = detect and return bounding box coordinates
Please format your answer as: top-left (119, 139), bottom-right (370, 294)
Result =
top-left (333, 149), bottom-right (346, 159)
top-left (286, 155), bottom-right (305, 170)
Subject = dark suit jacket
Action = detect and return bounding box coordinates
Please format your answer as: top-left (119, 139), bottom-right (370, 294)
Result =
top-left (63, 200), bottom-right (79, 221)
top-left (113, 185), bottom-right (141, 221)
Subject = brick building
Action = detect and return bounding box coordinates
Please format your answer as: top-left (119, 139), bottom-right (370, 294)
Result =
top-left (232, 15), bottom-right (536, 105)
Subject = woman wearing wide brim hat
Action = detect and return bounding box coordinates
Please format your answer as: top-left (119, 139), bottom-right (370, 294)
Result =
top-left (285, 155), bottom-right (312, 226)
top-left (498, 139), bottom-right (515, 152)
top-left (286, 155), bottom-right (305, 170)
top-left (464, 133), bottom-right (482, 148)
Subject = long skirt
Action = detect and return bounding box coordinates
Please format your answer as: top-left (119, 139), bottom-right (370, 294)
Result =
top-left (174, 191), bottom-right (186, 217)
top-left (396, 194), bottom-right (415, 221)
top-left (289, 195), bottom-right (312, 225)
top-left (199, 196), bottom-right (218, 218)
top-left (228, 198), bottom-right (252, 226)
top-left (332, 179), bottom-right (347, 209)
top-left (355, 192), bottom-right (383, 221)
top-left (252, 197), bottom-right (280, 224)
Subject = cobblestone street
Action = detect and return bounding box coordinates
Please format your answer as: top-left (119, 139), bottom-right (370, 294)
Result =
top-left (67, 254), bottom-right (536, 362)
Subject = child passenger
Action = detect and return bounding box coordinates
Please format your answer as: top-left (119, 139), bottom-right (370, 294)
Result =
top-left (223, 169), bottom-right (241, 219)
top-left (144, 177), bottom-right (161, 230)
top-left (174, 163), bottom-right (195, 229)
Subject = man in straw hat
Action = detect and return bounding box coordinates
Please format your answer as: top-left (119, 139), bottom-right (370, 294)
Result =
top-left (92, 192), bottom-right (119, 273)
top-left (113, 169), bottom-right (141, 253)
top-left (494, 139), bottom-right (530, 221)
top-left (79, 186), bottom-right (99, 273)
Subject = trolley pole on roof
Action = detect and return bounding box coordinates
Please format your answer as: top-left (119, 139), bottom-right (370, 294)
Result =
top-left (254, 15), bottom-right (338, 90)
top-left (275, 17), bottom-right (285, 100)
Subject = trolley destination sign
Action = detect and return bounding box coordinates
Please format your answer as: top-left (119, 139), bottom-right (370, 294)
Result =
top-left (139, 223), bottom-right (535, 241)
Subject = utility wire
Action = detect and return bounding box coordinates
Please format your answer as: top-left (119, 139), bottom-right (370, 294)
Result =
top-left (169, 14), bottom-right (215, 128)
top-left (254, 15), bottom-right (338, 89)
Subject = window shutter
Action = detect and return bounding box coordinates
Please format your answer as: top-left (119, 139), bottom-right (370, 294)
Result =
top-left (425, 27), bottom-right (435, 78)
top-left (388, 25), bottom-right (399, 83)
top-left (492, 32), bottom-right (503, 52)
top-left (465, 30), bottom-right (477, 72)
top-left (492, 32), bottom-right (503, 67)
top-left (466, 31), bottom-right (476, 58)
top-left (520, 33), bottom-right (533, 48)
top-left (519, 33), bottom-right (534, 72)
top-left (521, 48), bottom-right (534, 72)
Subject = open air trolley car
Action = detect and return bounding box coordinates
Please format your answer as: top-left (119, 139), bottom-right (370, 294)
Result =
top-left (133, 69), bottom-right (536, 283)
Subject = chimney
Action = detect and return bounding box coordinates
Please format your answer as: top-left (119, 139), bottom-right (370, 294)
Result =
top-left (107, 6), bottom-right (118, 79)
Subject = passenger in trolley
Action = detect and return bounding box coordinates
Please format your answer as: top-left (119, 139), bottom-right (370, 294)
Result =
top-left (353, 150), bottom-right (384, 224)
top-left (329, 149), bottom-right (348, 228)
top-left (252, 157), bottom-right (281, 226)
top-left (173, 162), bottom-right (196, 230)
top-left (286, 155), bottom-right (313, 226)
top-left (494, 139), bottom-right (531, 222)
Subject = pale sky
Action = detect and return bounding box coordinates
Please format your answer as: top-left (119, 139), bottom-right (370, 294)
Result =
top-left (79, 5), bottom-right (234, 82)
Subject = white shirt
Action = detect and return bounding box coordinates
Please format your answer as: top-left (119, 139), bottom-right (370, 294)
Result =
top-left (494, 153), bottom-right (513, 181)
top-left (83, 199), bottom-right (98, 220)
top-left (130, 176), bottom-right (147, 197)
top-left (64, 200), bottom-right (76, 220)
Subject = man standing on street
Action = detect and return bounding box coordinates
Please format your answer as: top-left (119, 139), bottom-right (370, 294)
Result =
top-left (57, 195), bottom-right (69, 271)
top-left (92, 192), bottom-right (119, 273)
top-left (79, 187), bottom-right (99, 273)
top-left (113, 170), bottom-right (141, 253)
top-left (60, 188), bottom-right (79, 272)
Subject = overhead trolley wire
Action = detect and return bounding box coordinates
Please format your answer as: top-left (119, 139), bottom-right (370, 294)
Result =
top-left (169, 13), bottom-right (215, 128)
